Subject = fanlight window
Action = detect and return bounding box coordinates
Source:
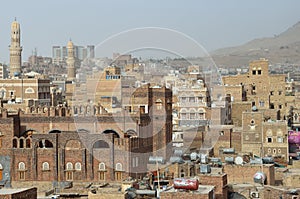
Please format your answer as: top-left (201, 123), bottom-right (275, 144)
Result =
top-left (116, 163), bottom-right (122, 171)
top-left (99, 162), bottom-right (106, 171)
top-left (18, 162), bottom-right (26, 170)
top-left (66, 162), bottom-right (73, 170)
top-left (42, 162), bottom-right (50, 171)
top-left (75, 162), bottom-right (81, 171)
top-left (155, 99), bottom-right (163, 110)
top-left (25, 88), bottom-right (34, 94)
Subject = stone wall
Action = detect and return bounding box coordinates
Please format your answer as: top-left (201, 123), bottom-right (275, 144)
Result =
top-left (223, 164), bottom-right (275, 185)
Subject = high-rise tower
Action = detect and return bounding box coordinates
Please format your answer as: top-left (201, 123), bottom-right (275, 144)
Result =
top-left (9, 19), bottom-right (22, 78)
top-left (67, 40), bottom-right (75, 81)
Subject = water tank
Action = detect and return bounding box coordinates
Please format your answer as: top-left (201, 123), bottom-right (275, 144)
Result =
top-left (190, 152), bottom-right (198, 161)
top-left (210, 157), bottom-right (221, 163)
top-left (200, 154), bottom-right (208, 164)
top-left (170, 156), bottom-right (184, 164)
top-left (253, 172), bottom-right (266, 184)
top-left (174, 178), bottom-right (199, 190)
top-left (223, 148), bottom-right (235, 154)
top-left (14, 72), bottom-right (20, 77)
top-left (250, 158), bottom-right (263, 165)
top-left (148, 156), bottom-right (164, 164)
top-left (262, 157), bottom-right (274, 164)
top-left (200, 164), bottom-right (211, 174)
top-left (174, 149), bottom-right (183, 157)
top-left (225, 157), bottom-right (234, 164)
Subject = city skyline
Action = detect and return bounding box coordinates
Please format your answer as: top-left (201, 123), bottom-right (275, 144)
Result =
top-left (1, 4), bottom-right (300, 196)
top-left (0, 0), bottom-right (300, 62)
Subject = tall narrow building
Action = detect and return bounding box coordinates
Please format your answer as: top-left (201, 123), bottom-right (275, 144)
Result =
top-left (67, 40), bottom-right (75, 81)
top-left (9, 19), bottom-right (22, 78)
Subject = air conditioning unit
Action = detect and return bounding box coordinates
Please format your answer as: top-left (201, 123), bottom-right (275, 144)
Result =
top-left (0, 131), bottom-right (3, 136)
top-left (250, 191), bottom-right (259, 198)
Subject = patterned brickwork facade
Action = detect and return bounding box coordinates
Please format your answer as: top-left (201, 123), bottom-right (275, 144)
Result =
top-left (0, 85), bottom-right (172, 187)
top-left (223, 164), bottom-right (275, 185)
top-left (223, 59), bottom-right (289, 120)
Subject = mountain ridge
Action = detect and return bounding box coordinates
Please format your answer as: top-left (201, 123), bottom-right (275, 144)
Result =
top-left (211, 21), bottom-right (300, 67)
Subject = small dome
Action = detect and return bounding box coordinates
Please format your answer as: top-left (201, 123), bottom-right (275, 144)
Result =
top-left (67, 40), bottom-right (74, 48)
top-left (11, 20), bottom-right (20, 30)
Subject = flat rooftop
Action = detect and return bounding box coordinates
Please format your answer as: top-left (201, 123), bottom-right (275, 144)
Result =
top-left (0, 187), bottom-right (33, 195)
top-left (162, 185), bottom-right (215, 194)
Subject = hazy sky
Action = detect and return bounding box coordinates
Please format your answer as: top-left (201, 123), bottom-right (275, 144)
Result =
top-left (0, 0), bottom-right (300, 62)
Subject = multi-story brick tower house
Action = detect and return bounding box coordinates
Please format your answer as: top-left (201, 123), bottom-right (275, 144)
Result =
top-left (223, 59), bottom-right (287, 120)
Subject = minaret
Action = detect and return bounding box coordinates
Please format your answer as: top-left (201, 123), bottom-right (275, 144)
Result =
top-left (67, 40), bottom-right (75, 81)
top-left (9, 19), bottom-right (22, 78)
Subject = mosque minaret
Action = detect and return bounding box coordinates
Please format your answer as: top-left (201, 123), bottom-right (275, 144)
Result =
top-left (9, 19), bottom-right (22, 78)
top-left (67, 40), bottom-right (76, 81)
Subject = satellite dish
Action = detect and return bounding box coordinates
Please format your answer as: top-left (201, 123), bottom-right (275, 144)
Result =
top-left (235, 156), bottom-right (243, 165)
top-left (252, 106), bottom-right (257, 111)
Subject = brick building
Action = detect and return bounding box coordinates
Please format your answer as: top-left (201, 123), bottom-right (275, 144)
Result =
top-left (241, 110), bottom-right (289, 161)
top-left (0, 187), bottom-right (37, 199)
top-left (0, 83), bottom-right (172, 187)
top-left (160, 185), bottom-right (215, 199)
top-left (198, 173), bottom-right (228, 199)
top-left (174, 67), bottom-right (210, 128)
top-left (223, 58), bottom-right (288, 120)
top-left (223, 163), bottom-right (275, 185)
top-left (0, 77), bottom-right (51, 106)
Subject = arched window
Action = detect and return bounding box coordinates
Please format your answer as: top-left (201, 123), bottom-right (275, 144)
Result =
top-left (99, 162), bottom-right (106, 171)
top-left (266, 129), bottom-right (273, 136)
top-left (65, 140), bottom-right (81, 149)
top-left (180, 169), bottom-right (185, 177)
top-left (18, 162), bottom-right (26, 170)
top-left (13, 138), bottom-right (18, 148)
top-left (38, 139), bottom-right (53, 148)
top-left (245, 135), bottom-right (249, 141)
top-left (75, 162), bottom-right (81, 171)
top-left (25, 88), bottom-right (34, 94)
top-left (155, 99), bottom-right (163, 110)
top-left (0, 88), bottom-right (6, 99)
top-left (42, 162), bottom-right (50, 171)
top-left (26, 138), bottom-right (31, 148)
top-left (19, 139), bottom-right (24, 148)
top-left (66, 162), bottom-right (73, 170)
top-left (93, 140), bottom-right (110, 148)
top-left (116, 163), bottom-right (122, 171)
top-left (61, 108), bottom-right (66, 117)
top-left (74, 107), bottom-right (78, 115)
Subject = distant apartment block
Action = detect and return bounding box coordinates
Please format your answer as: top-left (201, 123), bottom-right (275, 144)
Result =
top-left (52, 44), bottom-right (95, 65)
top-left (0, 64), bottom-right (8, 79)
